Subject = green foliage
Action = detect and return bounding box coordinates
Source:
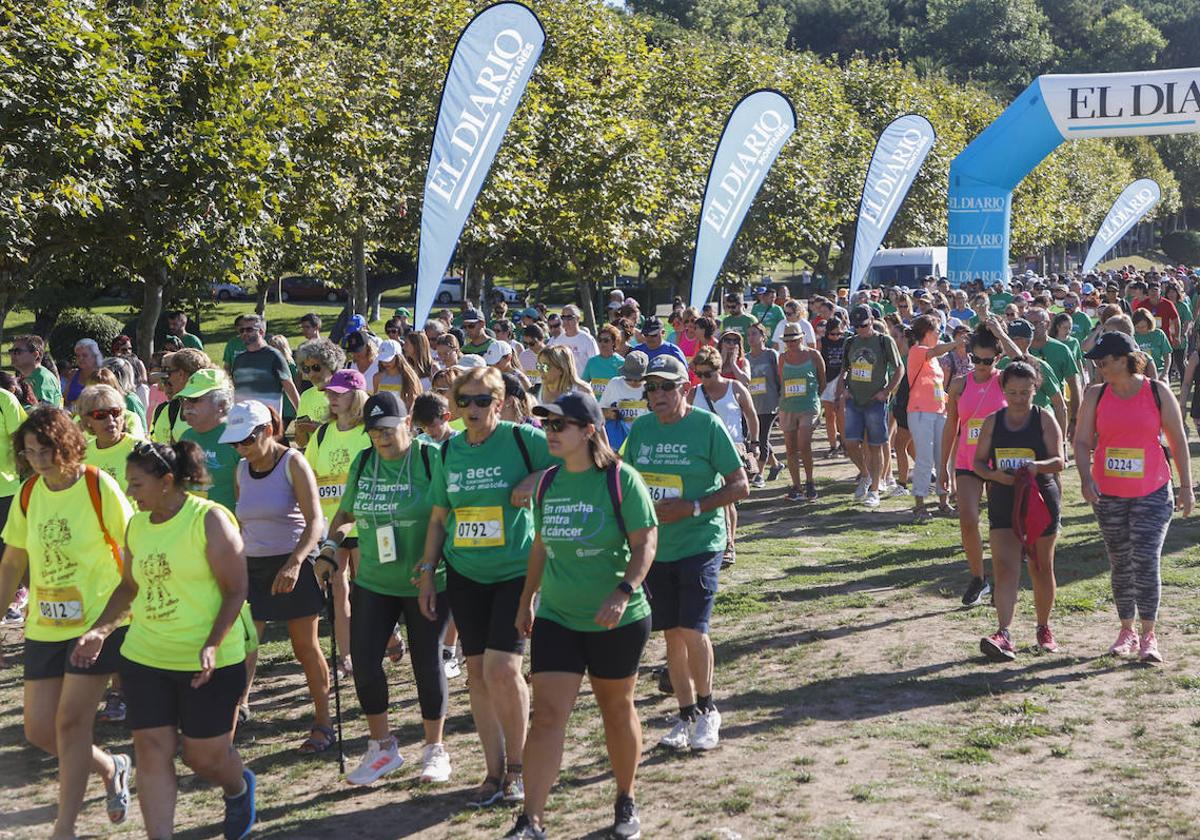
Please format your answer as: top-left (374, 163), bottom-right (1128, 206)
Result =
top-left (47, 309), bottom-right (124, 363)
top-left (1162, 231), bottom-right (1200, 266)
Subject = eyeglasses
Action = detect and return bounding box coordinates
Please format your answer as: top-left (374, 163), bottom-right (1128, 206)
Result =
top-left (721, 337), bottom-right (740, 345)
top-left (969, 354), bottom-right (997, 365)
top-left (164, 367), bottom-right (184, 376)
top-left (87, 407), bottom-right (124, 421)
top-left (237, 326), bottom-right (259, 334)
top-left (543, 417), bottom-right (585, 433)
top-left (302, 364), bottom-right (323, 373)
top-left (455, 394), bottom-right (496, 409)
top-left (233, 426), bottom-right (264, 448)
top-left (643, 381), bottom-right (679, 393)
top-left (561, 314), bottom-right (578, 321)
top-left (8, 347), bottom-right (29, 355)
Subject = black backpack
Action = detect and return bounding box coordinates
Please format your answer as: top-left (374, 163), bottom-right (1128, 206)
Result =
top-left (440, 424), bottom-right (534, 473)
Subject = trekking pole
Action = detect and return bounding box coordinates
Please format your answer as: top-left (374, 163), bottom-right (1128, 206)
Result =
top-left (320, 561), bottom-right (346, 774)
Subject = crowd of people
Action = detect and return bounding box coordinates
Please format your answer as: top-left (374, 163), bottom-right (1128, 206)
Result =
top-left (0, 265), bottom-right (1194, 839)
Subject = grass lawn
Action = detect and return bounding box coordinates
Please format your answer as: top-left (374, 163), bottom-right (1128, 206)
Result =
top-left (3, 420), bottom-right (1200, 838)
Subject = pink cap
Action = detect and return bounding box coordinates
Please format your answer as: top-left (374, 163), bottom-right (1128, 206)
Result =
top-left (325, 369), bottom-right (366, 393)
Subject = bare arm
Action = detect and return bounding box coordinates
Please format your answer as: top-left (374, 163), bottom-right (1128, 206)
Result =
top-left (1073, 384), bottom-right (1102, 504)
top-left (1158, 386), bottom-right (1194, 515)
top-left (516, 534), bottom-right (549, 638)
top-left (195, 509), bottom-right (249, 687)
top-left (972, 415), bottom-right (1010, 485)
top-left (418, 506), bottom-right (449, 620)
top-left (1036, 410), bottom-right (1065, 475)
top-left (592, 524), bottom-right (657, 630)
top-left (733, 382), bottom-right (759, 442)
top-left (282, 378), bottom-right (301, 412)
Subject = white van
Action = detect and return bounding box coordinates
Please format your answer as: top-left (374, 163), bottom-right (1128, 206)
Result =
top-left (865, 247), bottom-right (947, 288)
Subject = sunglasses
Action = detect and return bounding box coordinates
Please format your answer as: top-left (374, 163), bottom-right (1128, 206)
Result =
top-left (233, 426), bottom-right (266, 447)
top-left (536, 363), bottom-right (551, 373)
top-left (9, 347), bottom-right (29, 355)
top-left (455, 394), bottom-right (496, 409)
top-left (561, 314), bottom-right (578, 321)
top-left (695, 369), bottom-right (718, 378)
top-left (969, 354), bottom-right (997, 365)
top-left (302, 364), bottom-right (323, 373)
top-left (643, 380), bottom-right (679, 393)
top-left (87, 407), bottom-right (123, 421)
top-left (543, 417), bottom-right (585, 433)
top-left (133, 441), bottom-right (172, 471)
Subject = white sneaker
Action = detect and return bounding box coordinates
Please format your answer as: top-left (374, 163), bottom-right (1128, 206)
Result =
top-left (887, 482), bottom-right (910, 498)
top-left (443, 654), bottom-right (462, 680)
top-left (346, 738), bottom-right (404, 786)
top-left (659, 717), bottom-right (692, 751)
top-left (419, 743), bottom-right (451, 783)
top-left (852, 476), bottom-right (869, 501)
top-left (863, 490), bottom-right (880, 508)
top-left (690, 708), bottom-right (721, 750)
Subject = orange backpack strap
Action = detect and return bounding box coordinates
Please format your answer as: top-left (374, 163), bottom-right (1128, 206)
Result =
top-left (19, 475), bottom-right (38, 516)
top-left (84, 465), bottom-right (124, 573)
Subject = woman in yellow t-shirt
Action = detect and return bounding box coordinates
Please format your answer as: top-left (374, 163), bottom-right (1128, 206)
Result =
top-left (293, 338), bottom-right (343, 448)
top-left (80, 385), bottom-right (143, 494)
top-left (72, 440), bottom-right (256, 840)
top-left (0, 408), bottom-right (135, 837)
top-left (304, 368), bottom-right (370, 676)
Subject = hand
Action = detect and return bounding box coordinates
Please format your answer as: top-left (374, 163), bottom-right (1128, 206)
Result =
top-left (1177, 486), bottom-right (1194, 517)
top-left (418, 573), bottom-right (439, 622)
top-left (191, 645), bottom-right (217, 688)
top-left (1080, 478), bottom-right (1100, 505)
top-left (511, 472), bottom-right (539, 507)
top-left (515, 599), bottom-right (535, 639)
top-left (655, 498), bottom-right (695, 524)
top-left (313, 551), bottom-right (338, 590)
top-left (271, 560), bottom-right (302, 595)
top-left (70, 629), bottom-right (107, 669)
top-left (593, 589), bottom-right (629, 630)
top-left (872, 389), bottom-right (889, 402)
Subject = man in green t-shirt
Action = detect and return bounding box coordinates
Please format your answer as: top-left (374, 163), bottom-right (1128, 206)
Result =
top-left (222, 314), bottom-right (250, 372)
top-left (9, 335), bottom-right (62, 407)
top-left (623, 353), bottom-right (747, 753)
top-left (1024, 307), bottom-right (1082, 437)
top-left (720, 293), bottom-right (759, 344)
top-left (836, 306), bottom-right (902, 507)
top-left (750, 286), bottom-right (785, 338)
top-left (1062, 293), bottom-right (1093, 340)
top-left (166, 310), bottom-right (205, 350)
top-left (995, 318), bottom-right (1067, 434)
top-left (989, 282), bottom-right (1014, 314)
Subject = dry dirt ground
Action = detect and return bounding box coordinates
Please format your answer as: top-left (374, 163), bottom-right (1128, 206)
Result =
top-left (3, 433), bottom-right (1200, 839)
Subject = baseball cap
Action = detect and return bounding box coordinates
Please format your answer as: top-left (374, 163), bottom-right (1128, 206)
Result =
top-left (455, 354), bottom-right (487, 370)
top-left (607, 301), bottom-right (622, 310)
top-left (363, 391), bottom-right (407, 429)
top-left (641, 316), bottom-right (663, 335)
top-left (377, 339), bottom-right (402, 364)
top-left (754, 285), bottom-right (769, 295)
top-left (462, 308), bottom-right (484, 324)
top-left (1080, 282), bottom-right (1095, 294)
top-left (849, 305), bottom-right (872, 328)
top-left (218, 401), bottom-right (273, 444)
top-left (1007, 319), bottom-right (1034, 339)
top-left (643, 354), bottom-right (688, 383)
top-left (346, 314), bottom-right (367, 334)
top-left (521, 307), bottom-right (540, 319)
top-left (177, 369), bottom-right (229, 399)
top-left (620, 350), bottom-right (649, 379)
top-left (394, 307), bottom-right (412, 320)
top-left (325, 369), bottom-right (366, 393)
top-left (532, 391), bottom-right (604, 428)
top-left (344, 331), bottom-right (367, 353)
top-left (502, 372), bottom-right (526, 399)
top-left (1084, 331), bottom-right (1138, 360)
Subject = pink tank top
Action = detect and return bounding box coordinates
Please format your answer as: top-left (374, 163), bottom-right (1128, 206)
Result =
top-left (1092, 378), bottom-right (1171, 497)
top-left (955, 371), bottom-right (1006, 471)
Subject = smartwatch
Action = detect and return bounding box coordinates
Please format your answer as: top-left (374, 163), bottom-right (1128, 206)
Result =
top-left (617, 581), bottom-right (634, 597)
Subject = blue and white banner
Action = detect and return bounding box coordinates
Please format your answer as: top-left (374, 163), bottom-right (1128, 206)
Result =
top-left (848, 114), bottom-right (936, 296)
top-left (1081, 179), bottom-right (1161, 273)
top-left (689, 90), bottom-right (796, 309)
top-left (414, 2), bottom-right (545, 326)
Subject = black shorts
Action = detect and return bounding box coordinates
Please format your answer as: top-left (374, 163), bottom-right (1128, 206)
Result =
top-left (643, 551), bottom-right (721, 634)
top-left (988, 478), bottom-right (1061, 536)
top-left (121, 657), bottom-right (247, 739)
top-left (246, 554), bottom-right (325, 622)
top-left (342, 537), bottom-right (359, 551)
top-left (892, 403), bottom-right (909, 431)
top-left (531, 615), bottom-right (650, 680)
top-left (956, 468), bottom-right (981, 479)
top-left (23, 625), bottom-right (129, 680)
top-left (445, 565), bottom-right (525, 657)
top-left (0, 493), bottom-right (12, 553)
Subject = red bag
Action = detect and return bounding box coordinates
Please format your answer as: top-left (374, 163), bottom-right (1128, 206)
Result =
top-left (1012, 466), bottom-right (1052, 571)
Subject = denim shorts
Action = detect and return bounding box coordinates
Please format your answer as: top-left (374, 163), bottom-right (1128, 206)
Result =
top-left (844, 399), bottom-right (889, 446)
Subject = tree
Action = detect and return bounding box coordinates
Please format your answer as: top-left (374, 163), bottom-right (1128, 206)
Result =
top-left (789, 0), bottom-right (897, 58)
top-left (629, 0), bottom-right (791, 48)
top-left (1066, 6), bottom-right (1167, 74)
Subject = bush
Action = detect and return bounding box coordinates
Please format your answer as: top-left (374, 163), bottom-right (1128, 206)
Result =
top-left (47, 309), bottom-right (125, 366)
top-left (1161, 231), bottom-right (1200, 267)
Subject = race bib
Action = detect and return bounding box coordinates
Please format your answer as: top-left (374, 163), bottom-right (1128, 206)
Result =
top-left (317, 476), bottom-right (347, 501)
top-left (454, 506), bottom-right (505, 547)
top-left (995, 447), bottom-right (1035, 471)
top-left (591, 378), bottom-right (610, 397)
top-left (376, 525), bottom-right (397, 564)
top-left (784, 379), bottom-right (808, 397)
top-left (749, 377), bottom-right (767, 396)
top-left (641, 472), bottom-right (683, 502)
top-left (1104, 447), bottom-right (1145, 479)
top-left (616, 399), bottom-right (647, 420)
top-left (37, 585), bottom-right (85, 628)
top-left (933, 381), bottom-right (945, 401)
top-left (966, 419), bottom-right (984, 444)
top-left (851, 359), bottom-right (872, 382)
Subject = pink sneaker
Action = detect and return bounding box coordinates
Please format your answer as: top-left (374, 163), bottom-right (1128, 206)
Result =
top-left (1109, 628), bottom-right (1138, 657)
top-left (1036, 625), bottom-right (1059, 653)
top-left (980, 629), bottom-right (1015, 662)
top-left (1139, 631), bottom-right (1163, 664)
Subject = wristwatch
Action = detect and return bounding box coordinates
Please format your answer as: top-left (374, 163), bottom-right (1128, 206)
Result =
top-left (617, 581), bottom-right (634, 597)
top-left (691, 500), bottom-right (702, 518)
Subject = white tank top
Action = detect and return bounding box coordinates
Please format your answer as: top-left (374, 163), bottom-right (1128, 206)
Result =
top-left (699, 381), bottom-right (744, 443)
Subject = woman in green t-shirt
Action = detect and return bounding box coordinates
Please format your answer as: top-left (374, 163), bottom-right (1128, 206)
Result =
top-left (1132, 310), bottom-right (1172, 380)
top-left (507, 392), bottom-right (656, 840)
top-left (316, 392), bottom-right (451, 788)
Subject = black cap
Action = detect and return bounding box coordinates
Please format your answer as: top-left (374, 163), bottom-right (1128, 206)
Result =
top-left (532, 391), bottom-right (604, 428)
top-left (344, 331), bottom-right (367, 352)
top-left (642, 316), bottom-right (662, 335)
top-left (501, 371), bottom-right (526, 399)
top-left (1008, 319), bottom-right (1034, 339)
top-left (363, 391), bottom-right (407, 429)
top-left (1084, 331), bottom-right (1138, 360)
top-left (462, 309), bottom-right (484, 324)
top-left (849, 305), bottom-right (872, 327)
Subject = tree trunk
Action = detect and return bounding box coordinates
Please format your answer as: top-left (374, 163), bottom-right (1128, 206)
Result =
top-left (254, 282), bottom-right (270, 317)
top-left (352, 230), bottom-right (367, 316)
top-left (369, 290), bottom-right (382, 322)
top-left (137, 266), bottom-right (166, 360)
top-left (577, 275), bottom-right (598, 333)
top-left (0, 295), bottom-right (12, 345)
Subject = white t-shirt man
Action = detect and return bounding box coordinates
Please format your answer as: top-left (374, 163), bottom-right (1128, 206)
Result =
top-left (598, 377), bottom-right (648, 424)
top-left (772, 317), bottom-right (816, 350)
top-left (548, 330), bottom-right (599, 374)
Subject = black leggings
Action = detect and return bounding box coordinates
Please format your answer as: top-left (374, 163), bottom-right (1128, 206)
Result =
top-left (756, 412), bottom-right (777, 465)
top-left (350, 585), bottom-right (449, 721)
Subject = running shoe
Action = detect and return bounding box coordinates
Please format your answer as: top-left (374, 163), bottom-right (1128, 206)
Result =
top-left (862, 489), bottom-right (880, 508)
top-left (768, 463), bottom-right (784, 482)
top-left (1109, 627), bottom-right (1139, 657)
top-left (1139, 631), bottom-right (1163, 664)
top-left (503, 774), bottom-right (525, 803)
top-left (97, 690), bottom-right (127, 723)
top-left (237, 703), bottom-right (252, 725)
top-left (469, 777), bottom-right (505, 808)
top-left (419, 743), bottom-right (452, 783)
top-left (105, 752), bottom-right (131, 824)
top-left (750, 473), bottom-right (766, 489)
top-left (223, 768), bottom-right (256, 840)
top-left (1036, 625), bottom-right (1059, 653)
top-left (980, 629), bottom-right (1016, 662)
top-left (346, 738), bottom-right (404, 786)
top-left (659, 717), bottom-right (692, 751)
top-left (443, 649), bottom-right (462, 679)
top-left (657, 667), bottom-right (673, 695)
top-left (979, 577), bottom-right (992, 605)
top-left (3, 584), bottom-right (27, 624)
top-left (960, 576), bottom-right (987, 608)
top-left (690, 707), bottom-right (721, 751)
top-left (612, 793), bottom-right (642, 840)
top-left (786, 487), bottom-right (804, 502)
top-left (853, 476), bottom-right (869, 501)
top-left (887, 482), bottom-right (910, 498)
top-left (502, 814), bottom-right (547, 839)
top-left (803, 481), bottom-right (818, 501)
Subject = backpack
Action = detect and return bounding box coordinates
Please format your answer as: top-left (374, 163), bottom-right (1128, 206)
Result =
top-left (440, 424), bottom-right (533, 474)
top-left (151, 399), bottom-right (183, 442)
top-left (350, 442), bottom-right (432, 488)
top-left (21, 465), bottom-right (123, 572)
top-left (534, 462), bottom-right (627, 536)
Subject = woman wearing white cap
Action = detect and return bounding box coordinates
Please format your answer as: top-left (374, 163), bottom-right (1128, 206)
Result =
top-left (226, 401), bottom-right (331, 752)
top-left (371, 339), bottom-right (421, 407)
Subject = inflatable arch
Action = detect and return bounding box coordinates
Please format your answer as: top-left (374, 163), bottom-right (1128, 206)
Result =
top-left (947, 68), bottom-right (1200, 285)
